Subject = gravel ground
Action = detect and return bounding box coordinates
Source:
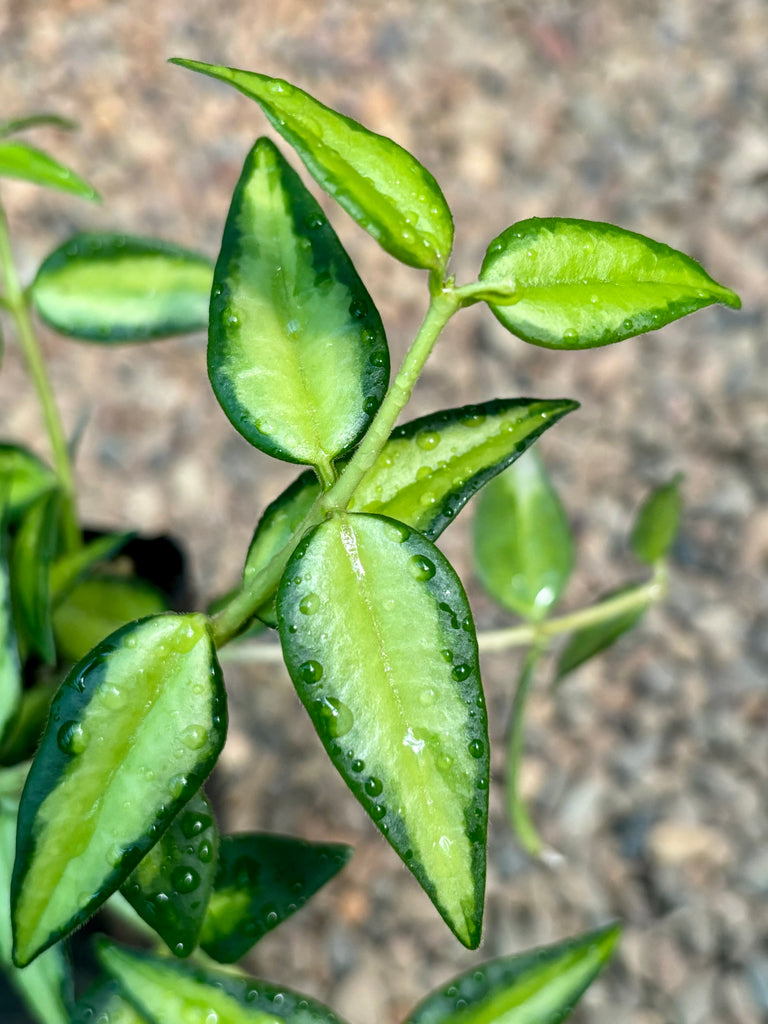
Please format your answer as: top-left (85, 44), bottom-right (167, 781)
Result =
top-left (1, 3), bottom-right (766, 1023)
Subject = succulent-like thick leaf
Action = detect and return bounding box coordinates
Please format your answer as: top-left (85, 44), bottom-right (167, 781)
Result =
top-left (71, 978), bottom-right (151, 1024)
top-left (50, 530), bottom-right (133, 605)
top-left (121, 789), bottom-right (218, 957)
top-left (97, 939), bottom-right (349, 1024)
top-left (209, 137), bottom-right (388, 469)
top-left (630, 474), bottom-right (683, 565)
top-left (172, 59), bottom-right (454, 272)
top-left (555, 586), bottom-right (648, 682)
top-left (11, 612), bottom-right (226, 966)
top-left (480, 217), bottom-right (741, 349)
top-left (11, 490), bottom-right (60, 663)
top-left (0, 798), bottom-right (71, 1024)
top-left (0, 445), bottom-right (57, 525)
top-left (0, 114), bottom-right (78, 137)
top-left (403, 922), bottom-right (621, 1024)
top-left (278, 512), bottom-right (488, 949)
top-left (246, 398), bottom-right (578, 626)
top-left (0, 524), bottom-right (21, 743)
top-left (52, 575), bottom-right (169, 663)
top-left (474, 450), bottom-right (573, 621)
top-left (200, 833), bottom-right (351, 963)
top-left (0, 140), bottom-right (98, 199)
top-left (31, 233), bottom-right (213, 342)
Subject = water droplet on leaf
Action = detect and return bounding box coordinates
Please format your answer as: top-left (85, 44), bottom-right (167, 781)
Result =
top-left (315, 696), bottom-right (354, 738)
top-left (299, 593), bottom-right (320, 615)
top-left (416, 430), bottom-right (440, 451)
top-left (468, 739), bottom-right (485, 759)
top-left (180, 724), bottom-right (208, 750)
top-left (409, 554), bottom-right (436, 581)
top-left (57, 721), bottom-right (87, 754)
top-left (298, 660), bottom-right (323, 685)
top-left (364, 776), bottom-right (383, 797)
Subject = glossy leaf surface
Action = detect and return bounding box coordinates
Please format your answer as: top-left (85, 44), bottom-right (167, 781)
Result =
top-left (403, 922), bottom-right (620, 1024)
top-left (98, 939), bottom-right (348, 1024)
top-left (555, 586), bottom-right (648, 682)
top-left (71, 978), bottom-right (151, 1024)
top-left (246, 398), bottom-right (577, 625)
top-left (50, 530), bottom-right (133, 605)
top-left (121, 789), bottom-right (218, 958)
top-left (480, 217), bottom-right (741, 349)
top-left (200, 833), bottom-right (351, 963)
top-left (209, 137), bottom-right (388, 469)
top-left (52, 575), bottom-right (168, 662)
top-left (0, 798), bottom-right (71, 1024)
top-left (11, 490), bottom-right (60, 663)
top-left (31, 234), bottom-right (213, 341)
top-left (0, 445), bottom-right (57, 525)
top-left (0, 140), bottom-right (98, 199)
top-left (630, 474), bottom-right (683, 565)
top-left (474, 450), bottom-right (573, 620)
top-left (172, 59), bottom-right (454, 272)
top-left (278, 512), bottom-right (488, 948)
top-left (11, 613), bottom-right (226, 965)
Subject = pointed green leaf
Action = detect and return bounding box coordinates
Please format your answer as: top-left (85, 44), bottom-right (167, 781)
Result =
top-left (11, 612), bottom-right (227, 965)
top-left (244, 472), bottom-right (321, 626)
top-left (630, 474), bottom-right (683, 565)
top-left (11, 490), bottom-right (60, 663)
top-left (403, 922), bottom-right (621, 1024)
top-left (0, 798), bottom-right (71, 1024)
top-left (555, 586), bottom-right (648, 682)
top-left (97, 939), bottom-right (349, 1024)
top-left (200, 833), bottom-right (351, 963)
top-left (71, 978), bottom-right (152, 1024)
top-left (0, 114), bottom-right (78, 137)
top-left (278, 512), bottom-right (488, 949)
top-left (52, 575), bottom-right (169, 663)
top-left (246, 398), bottom-right (578, 626)
top-left (0, 140), bottom-right (98, 199)
top-left (172, 59), bottom-right (453, 272)
top-left (351, 399), bottom-right (577, 539)
top-left (121, 789), bottom-right (218, 958)
top-left (31, 234), bottom-right (213, 342)
top-left (0, 524), bottom-right (21, 743)
top-left (50, 530), bottom-right (133, 605)
top-left (210, 137), bottom-right (388, 469)
top-left (474, 450), bottom-right (573, 620)
top-left (480, 217), bottom-right (741, 349)
top-left (0, 445), bottom-right (57, 524)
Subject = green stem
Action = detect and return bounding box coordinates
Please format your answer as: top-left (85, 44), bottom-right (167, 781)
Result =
top-left (478, 570), bottom-right (665, 653)
top-left (219, 570), bottom-right (666, 664)
top-left (507, 646), bottom-right (543, 856)
top-left (0, 198), bottom-right (80, 550)
top-left (211, 285), bottom-right (461, 647)
top-left (321, 286), bottom-right (460, 513)
top-left (209, 489), bottom-right (324, 648)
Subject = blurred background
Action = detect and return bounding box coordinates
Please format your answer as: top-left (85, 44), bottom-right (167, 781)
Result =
top-left (1, 2), bottom-right (766, 1022)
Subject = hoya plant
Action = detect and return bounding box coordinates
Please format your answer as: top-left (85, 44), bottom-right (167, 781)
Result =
top-left (0, 62), bottom-right (739, 1023)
